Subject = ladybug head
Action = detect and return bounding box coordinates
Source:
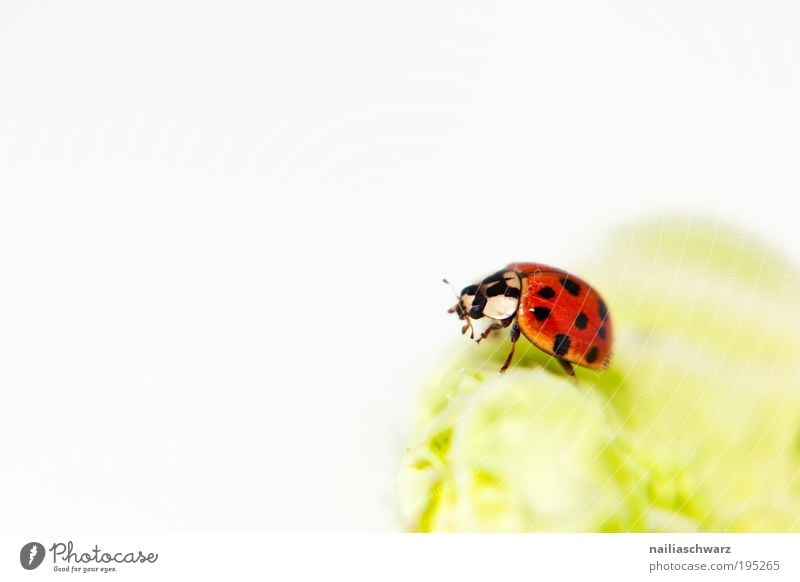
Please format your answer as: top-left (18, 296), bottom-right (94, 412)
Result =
top-left (455, 283), bottom-right (486, 320)
top-left (444, 279), bottom-right (478, 339)
top-left (444, 269), bottom-right (521, 338)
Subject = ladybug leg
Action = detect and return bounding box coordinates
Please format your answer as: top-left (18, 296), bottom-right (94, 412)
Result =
top-left (475, 317), bottom-right (512, 344)
top-left (475, 322), bottom-right (503, 343)
top-left (558, 359), bottom-right (576, 378)
top-left (499, 322), bottom-right (520, 373)
top-left (449, 308), bottom-right (475, 339)
top-left (461, 318), bottom-right (475, 339)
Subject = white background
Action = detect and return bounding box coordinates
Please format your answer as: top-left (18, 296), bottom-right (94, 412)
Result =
top-left (1, 1), bottom-right (799, 531)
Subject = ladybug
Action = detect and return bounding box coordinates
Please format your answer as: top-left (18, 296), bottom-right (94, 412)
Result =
top-left (446, 262), bottom-right (612, 376)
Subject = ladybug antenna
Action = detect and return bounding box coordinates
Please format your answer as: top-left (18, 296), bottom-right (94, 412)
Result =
top-left (442, 278), bottom-right (460, 300)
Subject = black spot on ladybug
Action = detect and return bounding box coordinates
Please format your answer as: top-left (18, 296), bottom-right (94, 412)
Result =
top-left (461, 284), bottom-right (479, 296)
top-left (598, 299), bottom-right (608, 320)
top-left (485, 281), bottom-right (508, 297)
top-left (598, 326), bottom-right (607, 340)
top-left (585, 346), bottom-right (599, 364)
top-left (536, 286), bottom-right (556, 299)
top-left (553, 333), bottom-right (571, 356)
top-left (504, 286), bottom-right (521, 299)
top-left (469, 294), bottom-right (487, 319)
top-left (483, 270), bottom-right (508, 284)
top-left (531, 306), bottom-right (551, 322)
top-left (559, 277), bottom-right (581, 296)
top-left (574, 312), bottom-right (588, 329)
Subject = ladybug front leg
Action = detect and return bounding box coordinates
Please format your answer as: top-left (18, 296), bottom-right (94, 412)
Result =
top-left (475, 322), bottom-right (503, 343)
top-left (475, 317), bottom-right (513, 344)
top-left (499, 322), bottom-right (520, 373)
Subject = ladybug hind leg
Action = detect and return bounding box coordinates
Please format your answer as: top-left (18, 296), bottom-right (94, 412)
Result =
top-left (499, 322), bottom-right (520, 373)
top-left (558, 359), bottom-right (577, 379)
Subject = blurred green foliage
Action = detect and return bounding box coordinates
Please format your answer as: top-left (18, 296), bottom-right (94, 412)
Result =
top-left (399, 217), bottom-right (800, 532)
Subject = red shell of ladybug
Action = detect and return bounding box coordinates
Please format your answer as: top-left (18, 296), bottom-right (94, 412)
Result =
top-left (447, 262), bottom-right (613, 376)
